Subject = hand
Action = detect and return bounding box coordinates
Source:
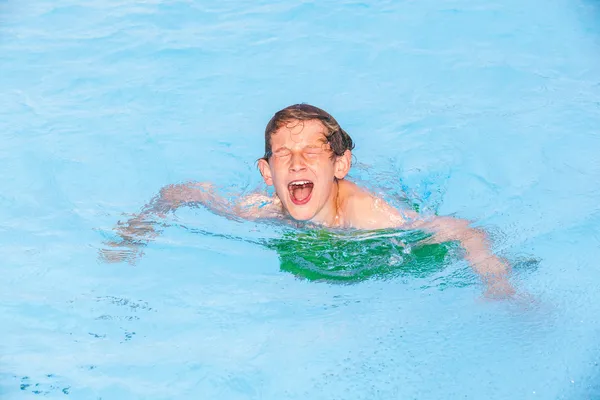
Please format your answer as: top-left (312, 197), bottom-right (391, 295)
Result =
top-left (98, 240), bottom-right (144, 264)
top-left (115, 216), bottom-right (159, 241)
top-left (98, 215), bottom-right (158, 264)
top-left (483, 276), bottom-right (516, 300)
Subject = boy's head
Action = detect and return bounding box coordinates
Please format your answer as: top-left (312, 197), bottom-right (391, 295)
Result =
top-left (258, 104), bottom-right (355, 223)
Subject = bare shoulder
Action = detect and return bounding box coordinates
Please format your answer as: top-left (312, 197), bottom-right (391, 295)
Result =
top-left (337, 180), bottom-right (413, 229)
top-left (337, 180), bottom-right (375, 208)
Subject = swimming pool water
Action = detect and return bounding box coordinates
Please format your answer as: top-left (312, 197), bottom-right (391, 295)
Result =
top-left (2, 0), bottom-right (600, 399)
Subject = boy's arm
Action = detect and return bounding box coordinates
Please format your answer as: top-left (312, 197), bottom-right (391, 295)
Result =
top-left (113, 182), bottom-right (230, 242)
top-left (346, 194), bottom-right (514, 298)
top-left (408, 216), bottom-right (514, 298)
top-left (100, 182), bottom-right (280, 263)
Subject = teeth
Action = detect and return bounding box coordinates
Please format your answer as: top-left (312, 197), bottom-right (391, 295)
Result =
top-left (290, 180), bottom-right (310, 186)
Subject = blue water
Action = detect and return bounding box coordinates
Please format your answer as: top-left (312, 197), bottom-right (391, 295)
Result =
top-left (2, 0), bottom-right (600, 398)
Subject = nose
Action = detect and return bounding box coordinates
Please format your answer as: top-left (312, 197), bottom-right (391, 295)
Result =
top-left (289, 152), bottom-right (307, 172)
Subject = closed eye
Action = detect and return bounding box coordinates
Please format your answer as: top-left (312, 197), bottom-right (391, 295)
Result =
top-left (273, 148), bottom-right (291, 158)
top-left (304, 146), bottom-right (325, 157)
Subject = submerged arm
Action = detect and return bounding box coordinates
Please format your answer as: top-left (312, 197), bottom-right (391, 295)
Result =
top-left (347, 194), bottom-right (514, 298)
top-left (100, 182), bottom-right (278, 263)
top-left (409, 215), bottom-right (514, 298)
top-left (115, 182), bottom-right (230, 241)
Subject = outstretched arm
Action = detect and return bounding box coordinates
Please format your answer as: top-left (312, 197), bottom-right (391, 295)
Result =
top-left (100, 182), bottom-right (280, 263)
top-left (409, 215), bottom-right (514, 298)
top-left (114, 182), bottom-right (228, 241)
top-left (346, 193), bottom-right (514, 298)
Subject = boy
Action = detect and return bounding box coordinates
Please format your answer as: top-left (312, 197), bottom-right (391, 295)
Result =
top-left (104, 104), bottom-right (514, 298)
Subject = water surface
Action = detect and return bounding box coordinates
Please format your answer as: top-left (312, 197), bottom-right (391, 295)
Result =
top-left (2, 0), bottom-right (600, 399)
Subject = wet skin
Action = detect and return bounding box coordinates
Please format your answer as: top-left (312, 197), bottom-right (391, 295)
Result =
top-left (102, 119), bottom-right (517, 299)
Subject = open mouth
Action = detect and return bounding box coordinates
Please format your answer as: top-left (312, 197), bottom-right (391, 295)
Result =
top-left (288, 180), bottom-right (314, 205)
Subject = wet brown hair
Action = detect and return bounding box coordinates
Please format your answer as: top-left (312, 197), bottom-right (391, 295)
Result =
top-left (261, 104), bottom-right (355, 161)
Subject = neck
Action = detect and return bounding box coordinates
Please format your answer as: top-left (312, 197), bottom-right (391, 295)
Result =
top-left (311, 180), bottom-right (341, 227)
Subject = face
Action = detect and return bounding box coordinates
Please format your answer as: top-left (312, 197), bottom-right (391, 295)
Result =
top-left (258, 119), bottom-right (351, 224)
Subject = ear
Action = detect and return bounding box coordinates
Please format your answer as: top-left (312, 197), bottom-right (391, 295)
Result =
top-left (334, 150), bottom-right (352, 180)
top-left (258, 158), bottom-right (274, 186)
